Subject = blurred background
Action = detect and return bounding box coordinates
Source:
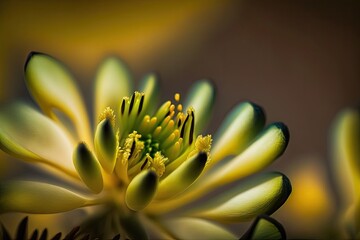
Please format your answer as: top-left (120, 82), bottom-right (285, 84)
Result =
top-left (0, 0), bottom-right (359, 238)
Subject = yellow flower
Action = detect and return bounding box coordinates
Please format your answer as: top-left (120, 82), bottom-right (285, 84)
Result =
top-left (0, 52), bottom-right (291, 239)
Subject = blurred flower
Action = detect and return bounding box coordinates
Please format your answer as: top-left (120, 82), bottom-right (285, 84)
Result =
top-left (275, 156), bottom-right (335, 239)
top-left (0, 52), bottom-right (291, 239)
top-left (332, 108), bottom-right (360, 239)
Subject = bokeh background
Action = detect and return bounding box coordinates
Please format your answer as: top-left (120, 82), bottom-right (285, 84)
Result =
top-left (1, 0), bottom-right (359, 238)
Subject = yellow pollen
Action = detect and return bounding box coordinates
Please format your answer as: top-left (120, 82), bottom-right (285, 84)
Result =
top-left (150, 152), bottom-right (167, 177)
top-left (177, 104), bottom-right (183, 112)
top-left (195, 135), bottom-right (212, 153)
top-left (188, 135), bottom-right (213, 164)
top-left (170, 104), bottom-right (176, 113)
top-left (174, 93), bottom-right (181, 102)
top-left (99, 107), bottom-right (116, 126)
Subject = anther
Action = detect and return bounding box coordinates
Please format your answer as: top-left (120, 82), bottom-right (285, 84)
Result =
top-left (128, 93), bottom-right (135, 114)
top-left (174, 93), bottom-right (180, 102)
top-left (138, 94), bottom-right (145, 115)
top-left (121, 99), bottom-right (125, 115)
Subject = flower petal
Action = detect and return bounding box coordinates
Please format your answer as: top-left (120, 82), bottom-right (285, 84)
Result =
top-left (211, 102), bottom-right (265, 166)
top-left (94, 57), bottom-right (133, 121)
top-left (139, 73), bottom-right (160, 114)
top-left (240, 215), bottom-right (286, 240)
top-left (191, 172), bottom-right (291, 222)
top-left (332, 108), bottom-right (360, 206)
top-left (0, 181), bottom-right (93, 214)
top-left (184, 80), bottom-right (215, 133)
top-left (94, 119), bottom-right (118, 173)
top-left (147, 123), bottom-right (289, 215)
top-left (24, 52), bottom-right (91, 143)
top-left (156, 152), bottom-right (207, 200)
top-left (0, 103), bottom-right (76, 176)
top-left (73, 143), bottom-right (103, 194)
top-left (161, 217), bottom-right (236, 240)
top-left (206, 122), bottom-right (289, 187)
top-left (125, 170), bottom-right (158, 211)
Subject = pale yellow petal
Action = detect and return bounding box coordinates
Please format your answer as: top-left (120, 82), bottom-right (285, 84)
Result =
top-left (0, 103), bottom-right (76, 176)
top-left (240, 215), bottom-right (286, 240)
top-left (184, 80), bottom-right (215, 132)
top-left (162, 217), bottom-right (236, 240)
top-left (332, 108), bottom-right (360, 206)
top-left (94, 57), bottom-right (133, 121)
top-left (211, 102), bottom-right (265, 166)
top-left (191, 173), bottom-right (291, 222)
top-left (156, 152), bottom-right (207, 200)
top-left (73, 142), bottom-right (103, 194)
top-left (24, 52), bottom-right (91, 143)
top-left (0, 181), bottom-right (96, 213)
top-left (205, 122), bottom-right (289, 187)
top-left (125, 170), bottom-right (158, 211)
top-left (139, 73), bottom-right (160, 114)
top-left (94, 118), bottom-right (118, 173)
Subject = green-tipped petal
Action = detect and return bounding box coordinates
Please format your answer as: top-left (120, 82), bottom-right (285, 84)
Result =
top-left (211, 102), bottom-right (265, 166)
top-left (94, 57), bottom-right (133, 120)
top-left (125, 170), bottom-right (158, 211)
top-left (139, 73), bottom-right (160, 114)
top-left (208, 123), bottom-right (289, 187)
top-left (156, 152), bottom-right (207, 200)
top-left (24, 52), bottom-right (91, 143)
top-left (73, 143), bottom-right (103, 193)
top-left (192, 172), bottom-right (291, 222)
top-left (240, 215), bottom-right (286, 240)
top-left (332, 108), bottom-right (360, 206)
top-left (0, 181), bottom-right (92, 213)
top-left (94, 119), bottom-right (118, 173)
top-left (184, 80), bottom-right (215, 133)
top-left (0, 103), bottom-right (75, 175)
top-left (162, 218), bottom-right (236, 240)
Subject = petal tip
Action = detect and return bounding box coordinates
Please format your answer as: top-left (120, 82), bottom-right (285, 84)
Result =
top-left (24, 51), bottom-right (46, 71)
top-left (273, 122), bottom-right (290, 144)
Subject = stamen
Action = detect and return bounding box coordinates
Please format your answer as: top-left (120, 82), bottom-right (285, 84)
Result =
top-left (189, 112), bottom-right (195, 145)
top-left (174, 93), bottom-right (180, 102)
top-left (128, 92), bottom-right (135, 114)
top-left (140, 156), bottom-right (149, 171)
top-left (180, 114), bottom-right (189, 139)
top-left (150, 152), bottom-right (167, 177)
top-left (121, 99), bottom-right (125, 115)
top-left (177, 104), bottom-right (183, 112)
top-left (138, 94), bottom-right (145, 115)
top-left (98, 107), bottom-right (115, 126)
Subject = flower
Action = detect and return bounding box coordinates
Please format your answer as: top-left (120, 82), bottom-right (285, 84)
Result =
top-left (0, 52), bottom-right (291, 239)
top-left (331, 108), bottom-right (360, 239)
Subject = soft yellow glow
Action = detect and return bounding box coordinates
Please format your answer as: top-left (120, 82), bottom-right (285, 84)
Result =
top-left (276, 157), bottom-right (335, 237)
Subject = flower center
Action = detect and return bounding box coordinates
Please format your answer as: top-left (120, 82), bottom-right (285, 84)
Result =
top-left (97, 91), bottom-right (212, 184)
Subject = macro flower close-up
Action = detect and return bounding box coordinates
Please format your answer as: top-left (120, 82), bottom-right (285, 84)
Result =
top-left (0, 52), bottom-right (291, 239)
